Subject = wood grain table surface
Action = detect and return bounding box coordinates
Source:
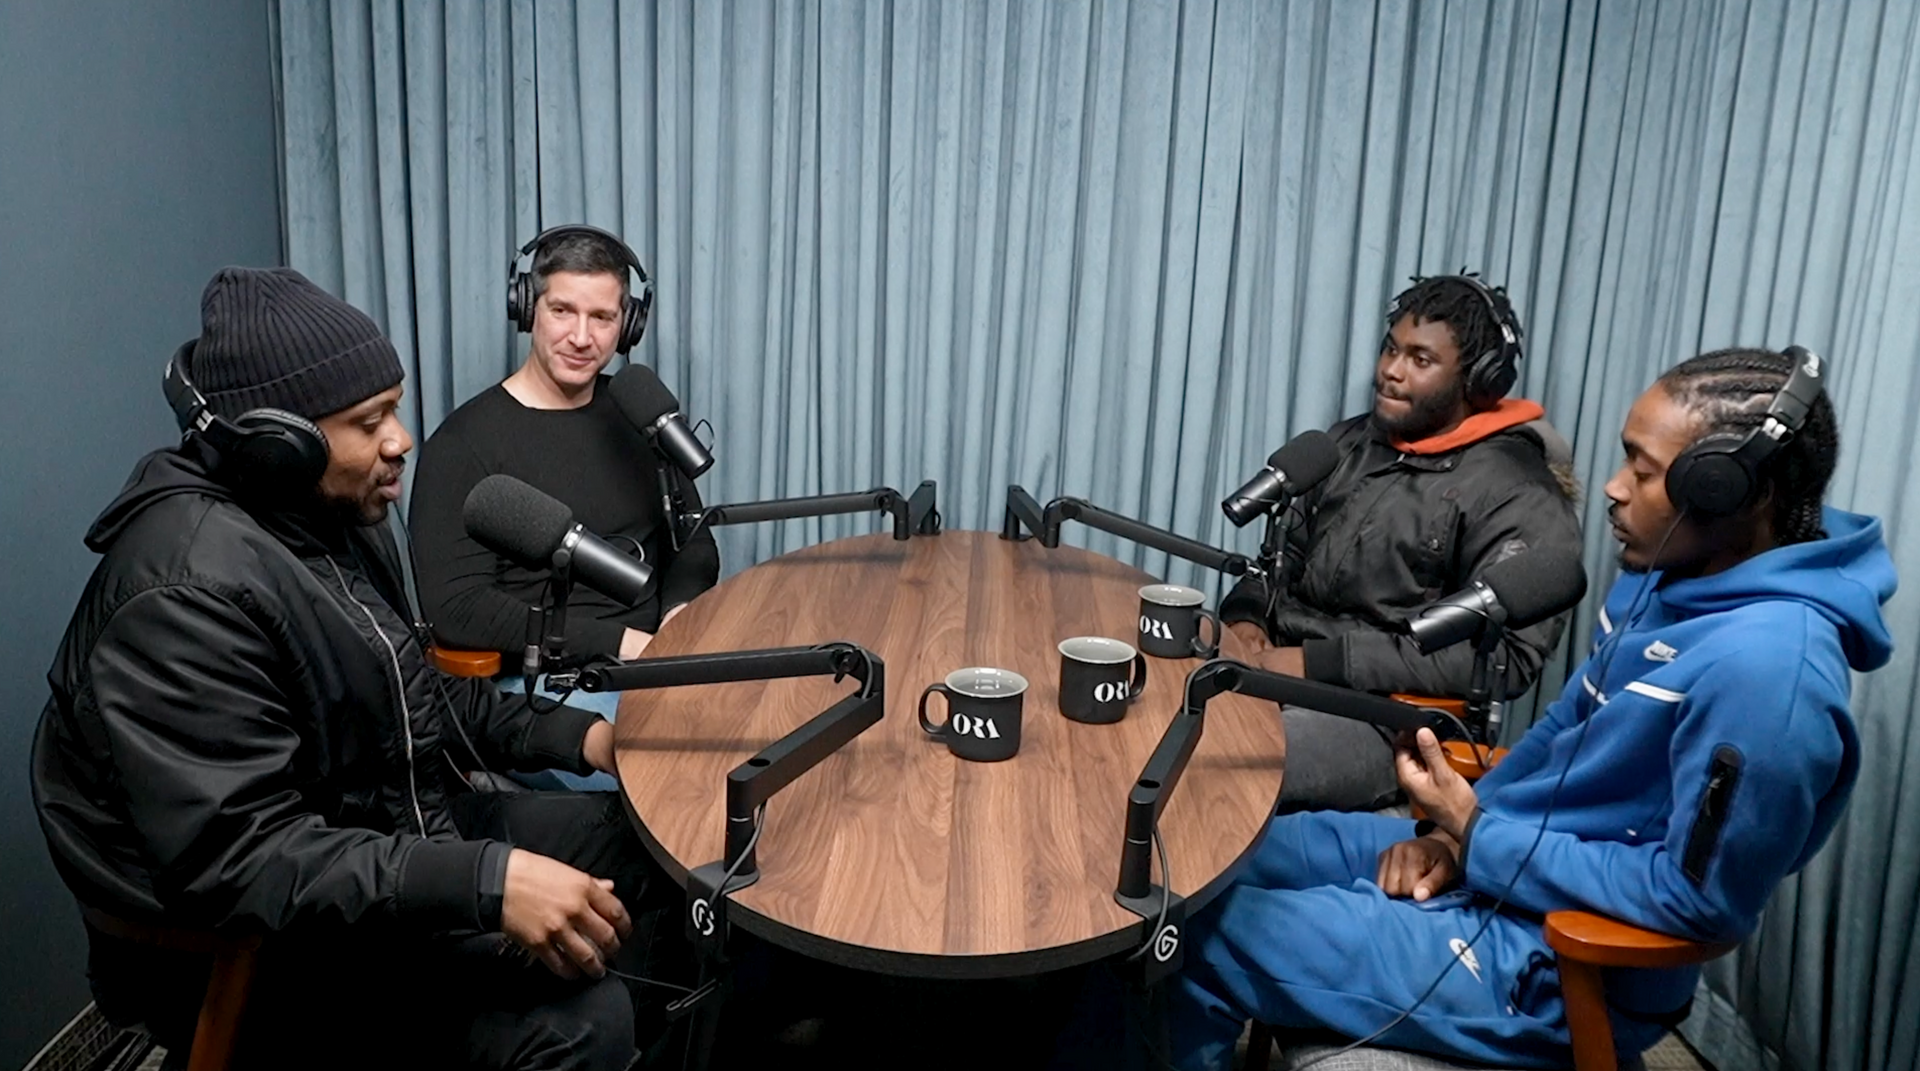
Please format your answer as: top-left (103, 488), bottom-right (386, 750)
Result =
top-left (614, 529), bottom-right (1286, 978)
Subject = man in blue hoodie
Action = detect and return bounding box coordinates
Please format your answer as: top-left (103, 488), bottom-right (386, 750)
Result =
top-left (1166, 347), bottom-right (1895, 1068)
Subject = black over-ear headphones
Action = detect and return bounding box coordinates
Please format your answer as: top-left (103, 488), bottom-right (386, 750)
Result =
top-left (1665, 346), bottom-right (1827, 518)
top-left (1385, 274), bottom-right (1524, 409)
top-left (163, 340), bottom-right (331, 493)
top-left (507, 223), bottom-right (653, 354)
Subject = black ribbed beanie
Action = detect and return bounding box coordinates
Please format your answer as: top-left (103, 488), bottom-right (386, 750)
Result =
top-left (193, 267), bottom-right (403, 420)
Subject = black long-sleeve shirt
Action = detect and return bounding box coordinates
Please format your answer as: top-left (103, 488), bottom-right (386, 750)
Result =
top-left (409, 376), bottom-right (720, 659)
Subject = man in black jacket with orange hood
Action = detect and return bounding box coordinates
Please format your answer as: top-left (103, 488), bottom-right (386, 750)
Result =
top-left (32, 268), bottom-right (674, 1069)
top-left (1223, 274), bottom-right (1582, 810)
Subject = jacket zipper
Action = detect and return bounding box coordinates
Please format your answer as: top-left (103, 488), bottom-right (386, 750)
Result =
top-left (327, 558), bottom-right (429, 836)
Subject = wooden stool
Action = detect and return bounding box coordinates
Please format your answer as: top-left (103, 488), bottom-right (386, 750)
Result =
top-left (428, 645), bottom-right (501, 678)
top-left (80, 906), bottom-right (260, 1071)
top-left (1545, 910), bottom-right (1736, 1071)
top-left (1389, 695), bottom-right (1468, 721)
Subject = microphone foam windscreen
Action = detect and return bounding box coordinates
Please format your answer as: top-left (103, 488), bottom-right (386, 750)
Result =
top-left (463, 474), bottom-right (576, 565)
top-left (1272, 430), bottom-right (1339, 495)
top-left (608, 363), bottom-right (680, 431)
top-left (1481, 550), bottom-right (1589, 630)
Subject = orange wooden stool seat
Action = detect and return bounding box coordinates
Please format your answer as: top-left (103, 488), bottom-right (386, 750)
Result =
top-left (1545, 910), bottom-right (1737, 1070)
top-left (1389, 693), bottom-right (1468, 720)
top-left (428, 645), bottom-right (501, 678)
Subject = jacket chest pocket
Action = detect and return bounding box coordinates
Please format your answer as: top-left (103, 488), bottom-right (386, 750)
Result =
top-left (1406, 495), bottom-right (1462, 595)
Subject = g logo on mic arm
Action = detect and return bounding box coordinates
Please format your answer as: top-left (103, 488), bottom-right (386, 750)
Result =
top-left (1152, 923), bottom-right (1180, 963)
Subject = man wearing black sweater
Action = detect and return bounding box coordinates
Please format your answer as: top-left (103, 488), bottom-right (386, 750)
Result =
top-left (412, 227), bottom-right (719, 664)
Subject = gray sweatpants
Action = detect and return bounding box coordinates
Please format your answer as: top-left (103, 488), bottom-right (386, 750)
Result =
top-left (1275, 705), bottom-right (1401, 812)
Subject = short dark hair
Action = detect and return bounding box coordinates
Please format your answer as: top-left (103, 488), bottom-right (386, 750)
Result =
top-left (531, 231), bottom-right (631, 301)
top-left (1388, 274), bottom-right (1521, 374)
top-left (1658, 348), bottom-right (1840, 545)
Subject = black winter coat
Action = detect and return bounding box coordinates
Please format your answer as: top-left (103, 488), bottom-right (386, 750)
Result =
top-left (31, 446), bottom-right (600, 934)
top-left (1221, 413), bottom-right (1583, 699)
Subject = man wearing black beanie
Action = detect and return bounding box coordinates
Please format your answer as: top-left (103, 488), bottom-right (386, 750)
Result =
top-left (32, 267), bottom-right (679, 1069)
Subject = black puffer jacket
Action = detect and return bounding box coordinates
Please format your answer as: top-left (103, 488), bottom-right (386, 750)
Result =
top-left (1221, 412), bottom-right (1583, 699)
top-left (32, 445), bottom-right (600, 934)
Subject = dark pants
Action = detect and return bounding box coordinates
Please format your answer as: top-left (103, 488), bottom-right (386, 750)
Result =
top-left (1275, 706), bottom-right (1400, 812)
top-left (90, 791), bottom-right (686, 1071)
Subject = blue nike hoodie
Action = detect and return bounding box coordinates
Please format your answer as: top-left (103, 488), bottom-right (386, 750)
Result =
top-left (1460, 507), bottom-right (1894, 1010)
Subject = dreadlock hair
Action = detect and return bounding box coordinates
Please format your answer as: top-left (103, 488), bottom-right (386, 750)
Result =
top-left (1658, 348), bottom-right (1839, 545)
top-left (1387, 274), bottom-right (1523, 390)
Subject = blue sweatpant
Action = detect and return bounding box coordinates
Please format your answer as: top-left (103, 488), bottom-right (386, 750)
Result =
top-left (1170, 810), bottom-right (1655, 1070)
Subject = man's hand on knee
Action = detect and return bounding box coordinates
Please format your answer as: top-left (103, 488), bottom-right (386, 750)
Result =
top-left (502, 849), bottom-right (634, 979)
top-left (1375, 834), bottom-right (1460, 902)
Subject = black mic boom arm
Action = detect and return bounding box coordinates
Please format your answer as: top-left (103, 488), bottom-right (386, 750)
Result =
top-left (565, 643), bottom-right (884, 958)
top-left (1112, 659), bottom-right (1462, 982)
top-left (674, 487), bottom-right (916, 547)
top-left (565, 642), bottom-right (883, 1050)
top-left (572, 642), bottom-right (883, 877)
top-left (1001, 485), bottom-right (1050, 543)
top-left (905, 479), bottom-right (941, 535)
top-left (1000, 485), bottom-right (1255, 578)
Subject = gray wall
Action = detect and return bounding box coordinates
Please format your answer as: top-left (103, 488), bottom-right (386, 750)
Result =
top-left (0, 0), bottom-right (281, 1062)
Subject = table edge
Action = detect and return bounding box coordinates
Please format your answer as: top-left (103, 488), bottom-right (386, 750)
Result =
top-left (616, 751), bottom-right (1285, 979)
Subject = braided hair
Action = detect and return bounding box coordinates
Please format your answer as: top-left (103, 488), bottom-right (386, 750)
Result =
top-left (1658, 348), bottom-right (1839, 545)
top-left (1388, 274), bottom-right (1522, 380)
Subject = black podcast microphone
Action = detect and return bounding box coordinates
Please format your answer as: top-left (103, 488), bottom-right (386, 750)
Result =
top-left (609, 364), bottom-right (713, 479)
top-left (1221, 430), bottom-right (1339, 527)
top-left (462, 474), bottom-right (655, 607)
top-left (1403, 549), bottom-right (1588, 654)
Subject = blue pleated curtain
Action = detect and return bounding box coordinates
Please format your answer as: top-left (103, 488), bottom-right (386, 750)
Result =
top-left (274, 2), bottom-right (1920, 1067)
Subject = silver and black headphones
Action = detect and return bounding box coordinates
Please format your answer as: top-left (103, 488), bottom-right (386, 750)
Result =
top-left (162, 340), bottom-right (330, 493)
top-left (1665, 346), bottom-right (1826, 518)
top-left (507, 223), bottom-right (653, 354)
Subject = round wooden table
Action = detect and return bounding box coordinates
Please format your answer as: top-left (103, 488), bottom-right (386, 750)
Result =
top-left (615, 530), bottom-right (1286, 978)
